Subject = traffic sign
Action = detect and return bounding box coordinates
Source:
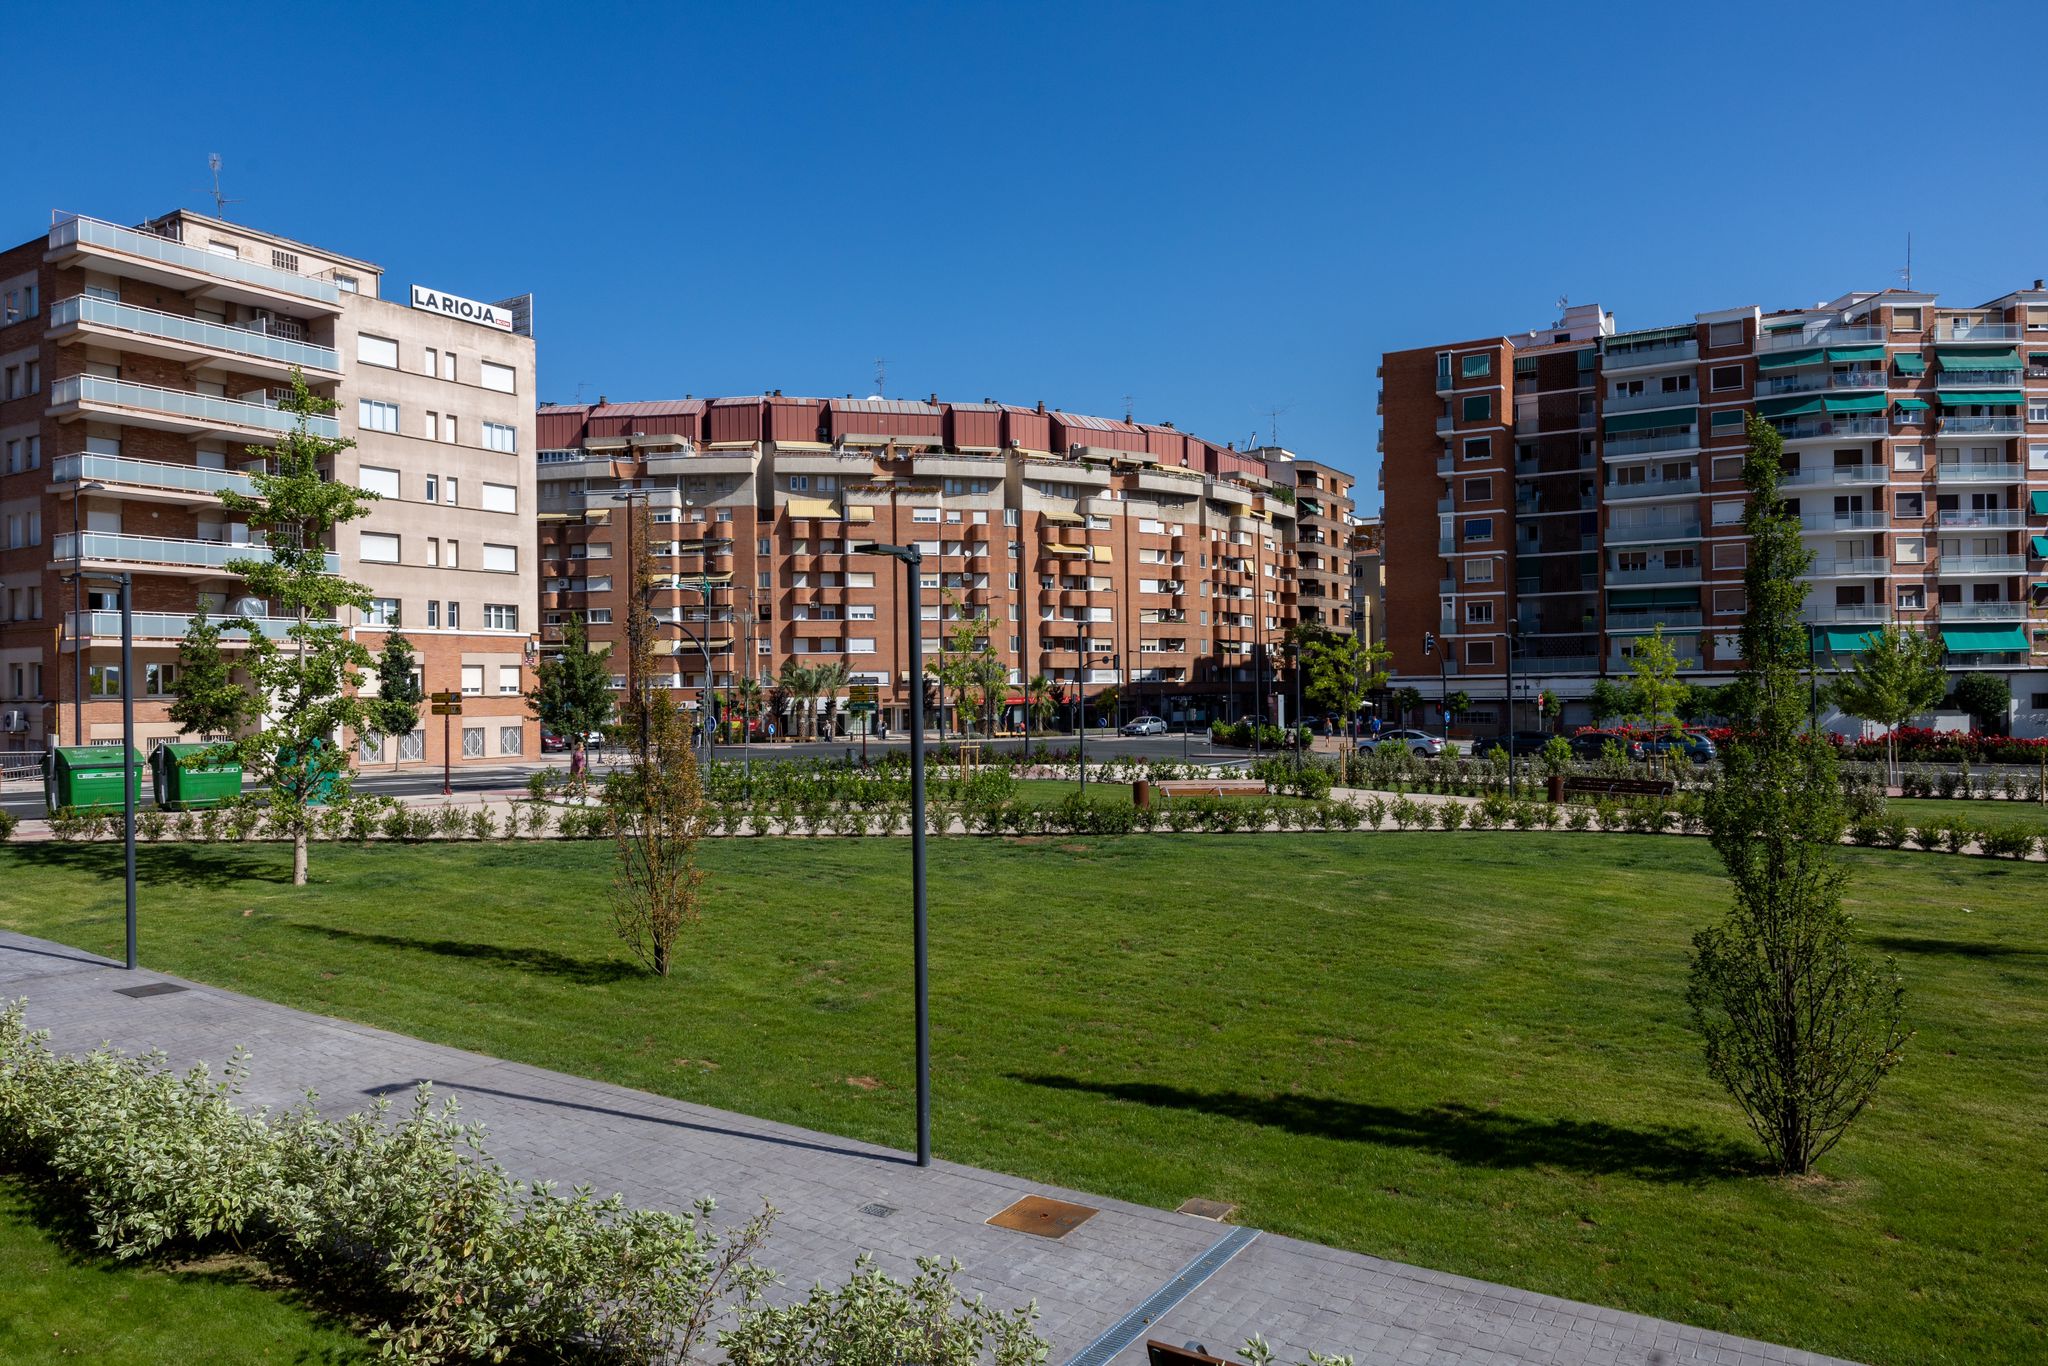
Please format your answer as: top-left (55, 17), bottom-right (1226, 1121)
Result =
top-left (430, 691), bottom-right (461, 703)
top-left (848, 684), bottom-right (878, 704)
top-left (430, 702), bottom-right (462, 716)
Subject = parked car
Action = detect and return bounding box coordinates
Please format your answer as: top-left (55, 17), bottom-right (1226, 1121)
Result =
top-left (1569, 730), bottom-right (1642, 761)
top-left (1491, 730), bottom-right (1558, 757)
top-left (1365, 728), bottom-right (1444, 757)
top-left (1635, 731), bottom-right (1717, 765)
top-left (1121, 714), bottom-right (1168, 736)
top-left (540, 730), bottom-right (569, 754)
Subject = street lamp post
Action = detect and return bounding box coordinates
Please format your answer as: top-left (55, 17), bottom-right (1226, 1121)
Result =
top-left (70, 480), bottom-right (107, 745)
top-left (854, 541), bottom-right (930, 1168)
top-left (609, 489), bottom-right (653, 764)
top-left (70, 568), bottom-right (136, 969)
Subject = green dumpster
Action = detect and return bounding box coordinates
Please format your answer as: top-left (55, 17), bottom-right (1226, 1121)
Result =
top-left (150, 743), bottom-right (242, 811)
top-left (44, 745), bottom-right (145, 817)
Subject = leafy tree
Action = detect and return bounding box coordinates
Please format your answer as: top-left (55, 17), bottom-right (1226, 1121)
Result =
top-left (1686, 415), bottom-right (1909, 1175)
top-left (1588, 677), bottom-right (1639, 727)
top-left (1829, 625), bottom-right (1946, 784)
top-left (604, 688), bottom-right (705, 977)
top-left (924, 591), bottom-right (990, 738)
top-left (1535, 689), bottom-right (1561, 731)
top-left (1950, 671), bottom-right (2012, 734)
top-left (214, 370), bottom-right (378, 887)
top-left (1023, 675), bottom-right (1058, 730)
top-left (1627, 626), bottom-right (1693, 738)
top-left (1091, 684), bottom-right (1120, 725)
top-left (365, 631), bottom-right (424, 767)
top-left (528, 613), bottom-right (614, 744)
top-left (733, 676), bottom-right (763, 737)
top-left (167, 612), bottom-right (260, 741)
top-left (1443, 689), bottom-right (1470, 729)
top-left (1293, 622), bottom-right (1390, 757)
top-left (1392, 685), bottom-right (1424, 726)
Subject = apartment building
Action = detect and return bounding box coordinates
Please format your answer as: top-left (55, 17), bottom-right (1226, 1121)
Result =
top-left (535, 396), bottom-right (1312, 733)
top-left (1380, 292), bottom-right (2048, 735)
top-left (1349, 515), bottom-right (1383, 649)
top-left (0, 209), bottom-right (537, 762)
top-left (1256, 448), bottom-right (1355, 631)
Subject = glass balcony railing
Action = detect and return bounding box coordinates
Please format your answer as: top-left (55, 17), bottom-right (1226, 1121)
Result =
top-left (1799, 512), bottom-right (1890, 532)
top-left (1758, 324), bottom-right (1882, 352)
top-left (1935, 509), bottom-right (2026, 528)
top-left (1603, 388), bottom-right (1700, 414)
top-left (1603, 338), bottom-right (1698, 370)
top-left (1802, 557), bottom-right (1890, 578)
top-left (1938, 417), bottom-right (2024, 436)
top-left (1603, 432), bottom-right (1699, 457)
top-left (69, 610), bottom-right (300, 642)
top-left (1935, 462), bottom-right (2023, 481)
top-left (52, 374), bottom-right (340, 438)
top-left (50, 214), bottom-right (341, 305)
top-left (1940, 602), bottom-right (2028, 619)
top-left (1606, 518), bottom-right (1701, 544)
top-left (1939, 555), bottom-right (2025, 575)
top-left (1780, 465), bottom-right (1884, 487)
top-left (1803, 604), bottom-right (1885, 624)
top-left (52, 452), bottom-right (258, 498)
top-left (1770, 417), bottom-right (1888, 440)
top-left (1607, 563), bottom-right (1702, 584)
top-left (1755, 369), bottom-right (1887, 396)
top-left (1605, 475), bottom-right (1700, 500)
top-left (1606, 607), bottom-right (1704, 631)
top-left (52, 531), bottom-right (339, 573)
top-left (1935, 321), bottom-right (2022, 342)
top-left (50, 295), bottom-right (340, 372)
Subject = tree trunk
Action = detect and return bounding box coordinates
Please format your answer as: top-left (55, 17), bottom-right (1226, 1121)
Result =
top-left (293, 830), bottom-right (309, 886)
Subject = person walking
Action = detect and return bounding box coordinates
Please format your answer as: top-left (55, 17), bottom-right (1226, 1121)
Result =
top-left (569, 739), bottom-right (587, 787)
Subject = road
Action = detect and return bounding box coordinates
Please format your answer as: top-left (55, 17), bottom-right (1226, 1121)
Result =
top-left (1, 732), bottom-right (1253, 820)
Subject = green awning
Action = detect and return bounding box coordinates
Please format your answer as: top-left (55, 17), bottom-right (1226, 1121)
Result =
top-left (1824, 393), bottom-right (1887, 413)
top-left (1826, 345), bottom-right (1887, 363)
top-left (1821, 629), bottom-right (1879, 654)
top-left (2030, 490), bottom-right (2048, 516)
top-left (1938, 390), bottom-right (2025, 406)
top-left (1893, 352), bottom-right (1926, 374)
top-left (1893, 398), bottom-right (1930, 411)
top-left (1756, 347), bottom-right (1825, 371)
top-left (2030, 352), bottom-right (2048, 365)
top-left (1935, 347), bottom-right (2022, 370)
top-left (2032, 534), bottom-right (2048, 558)
top-left (1763, 321), bottom-right (1807, 333)
top-left (1756, 394), bottom-right (1824, 418)
top-left (1602, 406), bottom-right (1696, 435)
top-left (1941, 625), bottom-right (2029, 653)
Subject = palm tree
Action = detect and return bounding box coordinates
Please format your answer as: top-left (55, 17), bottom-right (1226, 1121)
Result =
top-left (1025, 675), bottom-right (1057, 732)
top-left (968, 651), bottom-right (1007, 737)
top-left (776, 659), bottom-right (815, 740)
top-left (734, 676), bottom-right (762, 739)
top-left (813, 661), bottom-right (850, 739)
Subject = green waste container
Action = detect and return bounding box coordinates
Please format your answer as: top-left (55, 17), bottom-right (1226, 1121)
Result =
top-left (150, 743), bottom-right (242, 811)
top-left (45, 745), bottom-right (145, 817)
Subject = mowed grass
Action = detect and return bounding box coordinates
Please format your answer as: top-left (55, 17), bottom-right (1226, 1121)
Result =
top-left (2, 834), bottom-right (2043, 1365)
top-left (0, 1178), bottom-right (367, 1365)
top-left (1887, 796), bottom-right (2048, 835)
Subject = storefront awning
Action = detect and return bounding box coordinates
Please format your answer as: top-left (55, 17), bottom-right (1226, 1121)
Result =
top-left (1941, 625), bottom-right (2029, 653)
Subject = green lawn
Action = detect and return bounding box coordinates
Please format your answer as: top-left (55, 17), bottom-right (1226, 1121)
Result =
top-left (1887, 796), bottom-right (2048, 835)
top-left (0, 1178), bottom-right (367, 1364)
top-left (2, 834), bottom-right (2043, 1365)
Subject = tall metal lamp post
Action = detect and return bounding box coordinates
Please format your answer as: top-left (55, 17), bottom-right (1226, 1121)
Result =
top-left (70, 479), bottom-right (107, 744)
top-left (68, 567), bottom-right (136, 969)
top-left (853, 540), bottom-right (931, 1168)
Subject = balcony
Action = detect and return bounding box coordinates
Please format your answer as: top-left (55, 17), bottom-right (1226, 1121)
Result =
top-left (1801, 557), bottom-right (1890, 579)
top-left (1604, 388), bottom-right (1700, 415)
top-left (1803, 604), bottom-right (1885, 625)
top-left (1770, 417), bottom-right (1888, 441)
top-left (1607, 563), bottom-right (1702, 585)
top-left (1435, 414), bottom-right (1455, 434)
top-left (1936, 509), bottom-right (2026, 529)
top-left (50, 374), bottom-right (339, 442)
top-left (51, 451), bottom-right (258, 503)
top-left (48, 215), bottom-right (343, 310)
top-left (1602, 338), bottom-right (1698, 372)
top-left (1935, 462), bottom-right (2023, 483)
top-left (1936, 321), bottom-right (2022, 342)
top-left (1780, 464), bottom-right (1884, 488)
top-left (1607, 607), bottom-right (1703, 632)
top-left (1939, 415), bottom-right (2026, 436)
top-left (1435, 455), bottom-right (1455, 476)
top-left (47, 295), bottom-right (340, 378)
top-left (1937, 368), bottom-right (2024, 388)
top-left (1939, 555), bottom-right (2025, 576)
top-left (1605, 517), bottom-right (1701, 545)
top-left (1605, 474), bottom-right (1700, 501)
top-left (1603, 432), bottom-right (1699, 458)
top-left (1798, 511), bottom-right (1890, 533)
top-left (1755, 369), bottom-right (1887, 397)
top-left (1759, 325), bottom-right (1882, 352)
top-left (66, 610), bottom-right (298, 647)
top-left (52, 531), bottom-right (337, 576)
top-left (1436, 370), bottom-right (1456, 394)
top-left (1941, 602), bottom-right (2029, 619)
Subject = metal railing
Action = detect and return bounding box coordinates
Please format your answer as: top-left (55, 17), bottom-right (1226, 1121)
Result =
top-left (1602, 388), bottom-right (1699, 414)
top-left (1938, 417), bottom-right (2024, 436)
top-left (50, 214), bottom-right (341, 305)
top-left (1606, 563), bottom-right (1702, 584)
top-left (1606, 608), bottom-right (1704, 631)
top-left (1605, 474), bottom-right (1700, 500)
top-left (1936, 509), bottom-right (2026, 528)
top-left (52, 451), bottom-right (258, 498)
top-left (1605, 518), bottom-right (1700, 544)
top-left (1940, 602), bottom-right (2028, 619)
top-left (1770, 417), bottom-right (1887, 441)
top-left (1436, 414), bottom-right (1456, 434)
top-left (1603, 431), bottom-right (1699, 457)
top-left (1935, 461), bottom-right (2022, 481)
top-left (1937, 368), bottom-right (2024, 386)
top-left (69, 610), bottom-right (299, 641)
top-left (1938, 555), bottom-right (2025, 575)
top-left (1799, 511), bottom-right (1890, 532)
top-left (1603, 338), bottom-right (1698, 370)
top-left (1802, 557), bottom-right (1890, 578)
top-left (1935, 321), bottom-right (2022, 341)
top-left (1755, 369), bottom-right (1887, 396)
top-left (52, 531), bottom-right (338, 573)
top-left (52, 374), bottom-right (339, 438)
top-left (1780, 464), bottom-right (1884, 487)
top-left (1802, 604), bottom-right (1885, 624)
top-left (1758, 324), bottom-right (1882, 351)
top-left (49, 295), bottom-right (339, 371)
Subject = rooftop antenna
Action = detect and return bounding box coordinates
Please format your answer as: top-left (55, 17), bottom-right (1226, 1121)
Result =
top-left (1259, 404), bottom-right (1291, 447)
top-left (874, 357), bottom-right (886, 398)
top-left (1900, 232), bottom-right (1913, 290)
top-left (1121, 393), bottom-right (1135, 423)
top-left (1556, 294), bottom-right (1569, 317)
top-left (204, 153), bottom-right (240, 219)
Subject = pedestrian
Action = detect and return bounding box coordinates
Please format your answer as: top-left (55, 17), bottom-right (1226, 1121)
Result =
top-left (569, 739), bottom-right (586, 784)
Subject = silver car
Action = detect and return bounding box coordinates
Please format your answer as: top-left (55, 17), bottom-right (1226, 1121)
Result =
top-left (1365, 728), bottom-right (1444, 757)
top-left (1121, 715), bottom-right (1168, 736)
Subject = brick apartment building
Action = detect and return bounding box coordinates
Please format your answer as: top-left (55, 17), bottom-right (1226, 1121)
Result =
top-left (1379, 292), bottom-right (2048, 737)
top-left (1255, 448), bottom-right (1355, 632)
top-left (0, 209), bottom-right (538, 763)
top-left (533, 396), bottom-right (1336, 734)
top-left (1349, 515), bottom-right (1383, 650)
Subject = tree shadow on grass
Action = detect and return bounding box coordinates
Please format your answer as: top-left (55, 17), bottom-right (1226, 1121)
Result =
top-left (1867, 934), bottom-right (2043, 961)
top-left (282, 922), bottom-right (640, 986)
top-left (1009, 1074), bottom-right (1757, 1182)
top-left (3, 841), bottom-right (286, 889)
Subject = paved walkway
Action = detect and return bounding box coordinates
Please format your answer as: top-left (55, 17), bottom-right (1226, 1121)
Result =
top-left (0, 929), bottom-right (1853, 1366)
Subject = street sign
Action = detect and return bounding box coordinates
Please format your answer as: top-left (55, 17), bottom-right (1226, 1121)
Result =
top-left (430, 702), bottom-right (462, 716)
top-left (430, 691), bottom-right (461, 703)
top-left (849, 684), bottom-right (878, 704)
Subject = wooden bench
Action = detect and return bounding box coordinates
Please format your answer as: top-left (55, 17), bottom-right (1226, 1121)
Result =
top-left (1141, 779), bottom-right (1268, 806)
top-left (1147, 1342), bottom-right (1233, 1366)
top-left (1554, 774), bottom-right (1675, 803)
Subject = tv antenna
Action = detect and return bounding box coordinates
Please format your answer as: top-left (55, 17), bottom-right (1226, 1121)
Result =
top-left (1900, 232), bottom-right (1913, 290)
top-left (1556, 294), bottom-right (1570, 314)
top-left (873, 357), bottom-right (886, 398)
top-left (203, 154), bottom-right (241, 219)
top-left (1259, 404), bottom-right (1291, 447)
top-left (1121, 392), bottom-right (1135, 423)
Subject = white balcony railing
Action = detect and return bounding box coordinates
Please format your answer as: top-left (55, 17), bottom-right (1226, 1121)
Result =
top-left (52, 531), bottom-right (339, 573)
top-left (1603, 432), bottom-right (1699, 457)
top-left (1935, 509), bottom-right (2026, 528)
top-left (1935, 321), bottom-right (2022, 342)
top-left (68, 610), bottom-right (300, 642)
top-left (1935, 462), bottom-right (2023, 482)
top-left (1803, 604), bottom-right (1886, 624)
top-left (1755, 369), bottom-right (1887, 396)
top-left (1799, 511), bottom-right (1890, 532)
top-left (1802, 557), bottom-right (1890, 578)
top-left (52, 452), bottom-right (258, 498)
top-left (1941, 602), bottom-right (2028, 619)
top-left (50, 214), bottom-right (341, 305)
top-left (1770, 417), bottom-right (1888, 441)
top-left (49, 295), bottom-right (340, 372)
top-left (1758, 324), bottom-right (1882, 352)
top-left (52, 374), bottom-right (340, 439)
top-left (1603, 338), bottom-right (1698, 371)
top-left (1938, 417), bottom-right (2024, 436)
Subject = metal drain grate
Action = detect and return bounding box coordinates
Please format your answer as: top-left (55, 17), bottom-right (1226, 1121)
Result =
top-left (114, 982), bottom-right (188, 999)
top-left (857, 1202), bottom-right (897, 1218)
top-left (1062, 1227), bottom-right (1260, 1366)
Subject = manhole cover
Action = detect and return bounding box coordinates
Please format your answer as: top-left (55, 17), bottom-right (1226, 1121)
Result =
top-left (1176, 1198), bottom-right (1237, 1222)
top-left (858, 1202), bottom-right (897, 1218)
top-left (987, 1194), bottom-right (1097, 1239)
top-left (114, 982), bottom-right (188, 999)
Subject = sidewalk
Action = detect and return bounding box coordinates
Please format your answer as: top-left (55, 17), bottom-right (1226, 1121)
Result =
top-left (0, 929), bottom-right (1854, 1366)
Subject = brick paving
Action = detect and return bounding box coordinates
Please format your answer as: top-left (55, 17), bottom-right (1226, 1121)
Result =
top-left (0, 929), bottom-right (1856, 1365)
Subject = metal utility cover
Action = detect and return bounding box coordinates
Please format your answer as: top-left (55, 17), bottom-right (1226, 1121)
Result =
top-left (987, 1194), bottom-right (1098, 1238)
top-left (1176, 1198), bottom-right (1238, 1222)
top-left (114, 982), bottom-right (188, 999)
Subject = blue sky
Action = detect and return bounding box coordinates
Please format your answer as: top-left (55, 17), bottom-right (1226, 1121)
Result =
top-left (13, 2), bottom-right (2048, 511)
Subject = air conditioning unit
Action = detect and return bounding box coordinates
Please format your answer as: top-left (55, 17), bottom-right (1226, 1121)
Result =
top-left (1, 710), bottom-right (27, 733)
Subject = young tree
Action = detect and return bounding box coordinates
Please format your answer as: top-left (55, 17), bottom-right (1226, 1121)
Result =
top-left (215, 370), bottom-right (379, 887)
top-left (924, 592), bottom-right (988, 739)
top-left (1950, 671), bottom-right (2012, 734)
top-left (1294, 624), bottom-right (1391, 758)
top-left (528, 613), bottom-right (614, 743)
top-left (967, 651), bottom-right (1007, 736)
top-left (1686, 415), bottom-right (1910, 1175)
top-left (604, 688), bottom-right (706, 977)
top-left (167, 612), bottom-right (261, 741)
top-left (1443, 689), bottom-right (1470, 731)
top-left (366, 631), bottom-right (424, 769)
top-left (1829, 625), bottom-right (1946, 785)
top-left (1392, 685), bottom-right (1424, 727)
top-left (1588, 677), bottom-right (1639, 728)
top-left (1628, 625), bottom-right (1694, 738)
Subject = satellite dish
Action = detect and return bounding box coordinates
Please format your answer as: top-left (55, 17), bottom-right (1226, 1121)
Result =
top-left (865, 394), bottom-right (885, 402)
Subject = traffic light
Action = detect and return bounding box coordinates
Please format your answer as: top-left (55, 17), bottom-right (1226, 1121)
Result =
top-left (1423, 631), bottom-right (1436, 656)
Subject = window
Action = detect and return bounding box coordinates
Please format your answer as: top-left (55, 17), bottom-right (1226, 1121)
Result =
top-left (499, 725), bottom-right (524, 755)
top-left (424, 474), bottom-right (438, 503)
top-left (1461, 395), bottom-right (1491, 422)
top-left (443, 352), bottom-right (457, 382)
top-left (1460, 353), bottom-right (1491, 378)
top-left (358, 399), bottom-right (399, 433)
top-left (1709, 365), bottom-right (1743, 392)
top-left (446, 602), bottom-right (460, 630)
top-left (356, 334), bottom-right (398, 368)
top-left (87, 664), bottom-right (122, 697)
top-left (482, 543), bottom-right (516, 573)
top-left (365, 597), bottom-right (401, 626)
top-left (483, 422), bottom-right (517, 453)
top-left (1462, 436), bottom-right (1490, 462)
top-left (1708, 320), bottom-right (1744, 349)
top-left (1894, 445), bottom-right (1924, 472)
top-left (1892, 307), bottom-right (1922, 332)
top-left (1710, 500), bottom-right (1744, 526)
top-left (911, 506), bottom-right (940, 523)
top-left (1896, 584), bottom-right (1925, 610)
top-left (460, 665), bottom-right (484, 697)
top-left (2030, 402), bottom-right (2048, 424)
top-left (1711, 542), bottom-right (1747, 569)
top-left (497, 665), bottom-right (521, 695)
top-left (1467, 641), bottom-right (1495, 666)
top-left (585, 608), bottom-right (612, 625)
top-left (789, 475), bottom-right (810, 493)
top-left (142, 663), bottom-right (178, 697)
top-left (359, 532), bottom-right (400, 563)
top-left (1895, 491), bottom-right (1924, 518)
top-left (484, 603), bottom-right (518, 630)
top-left (444, 478), bottom-right (458, 505)
top-left (481, 481), bottom-right (517, 514)
top-left (1894, 537), bottom-right (1925, 565)
top-left (442, 414), bottom-right (457, 443)
top-left (1462, 477), bottom-right (1492, 502)
top-left (848, 638), bottom-right (877, 654)
top-left (1712, 587), bottom-right (1745, 615)
top-left (1709, 410), bottom-right (1746, 436)
top-left (424, 347), bottom-right (438, 376)
top-left (480, 360), bottom-right (517, 394)
top-left (426, 600), bottom-right (439, 628)
top-left (1464, 557), bottom-right (1493, 583)
top-left (425, 410), bottom-right (439, 439)
top-left (357, 465), bottom-right (400, 498)
top-left (334, 273), bottom-right (359, 294)
top-left (1465, 601), bottom-right (1494, 624)
top-left (1461, 517), bottom-right (1493, 542)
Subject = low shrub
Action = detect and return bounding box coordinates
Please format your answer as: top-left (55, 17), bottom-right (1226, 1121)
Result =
top-left (467, 807), bottom-right (498, 842)
top-left (1977, 825), bottom-right (2037, 860)
top-left (136, 809), bottom-right (169, 842)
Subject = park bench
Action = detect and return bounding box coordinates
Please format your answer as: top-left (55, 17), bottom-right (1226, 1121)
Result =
top-left (1552, 774), bottom-right (1675, 803)
top-left (1140, 778), bottom-right (1268, 806)
top-left (1147, 1342), bottom-right (1233, 1366)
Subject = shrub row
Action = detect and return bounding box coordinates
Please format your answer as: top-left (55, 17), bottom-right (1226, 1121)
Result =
top-left (1845, 816), bottom-right (2043, 858)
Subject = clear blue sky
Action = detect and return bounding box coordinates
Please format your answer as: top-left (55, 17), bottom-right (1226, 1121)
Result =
top-left (14, 2), bottom-right (2048, 512)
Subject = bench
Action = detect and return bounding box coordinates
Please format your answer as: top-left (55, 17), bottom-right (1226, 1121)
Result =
top-left (1553, 774), bottom-right (1675, 803)
top-left (1147, 1342), bottom-right (1233, 1366)
top-left (1140, 779), bottom-right (1268, 807)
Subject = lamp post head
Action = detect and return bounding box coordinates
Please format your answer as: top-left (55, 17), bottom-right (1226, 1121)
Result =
top-left (852, 541), bottom-right (921, 567)
top-left (78, 481), bottom-right (107, 493)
